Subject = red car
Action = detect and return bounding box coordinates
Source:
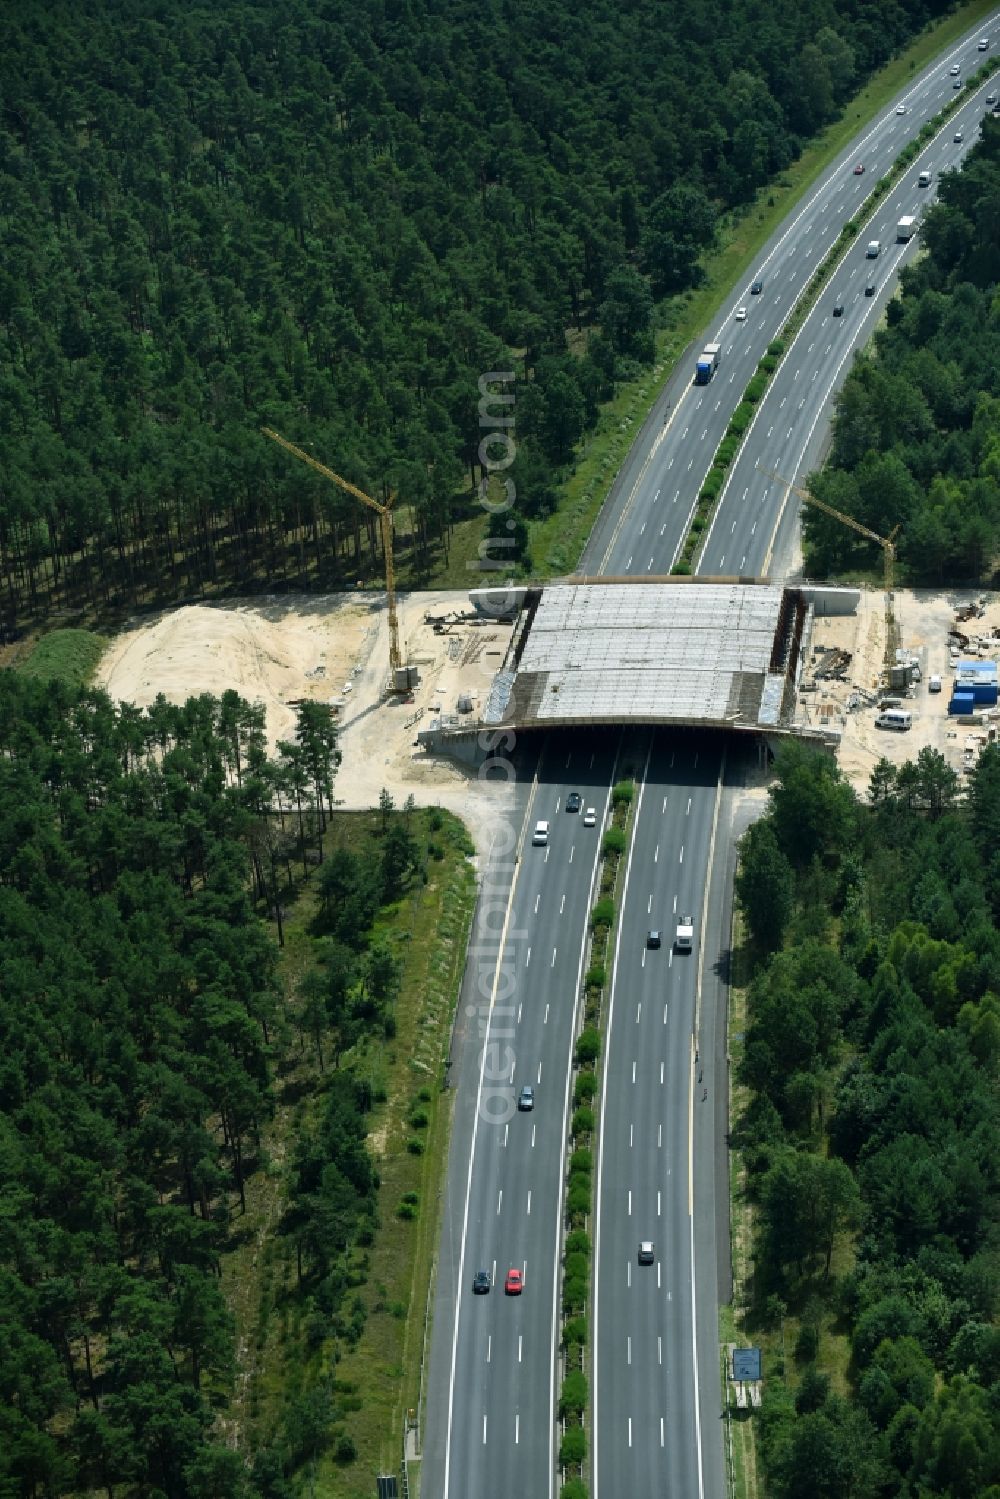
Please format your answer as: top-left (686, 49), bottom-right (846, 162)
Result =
top-left (853, 163), bottom-right (865, 175)
top-left (504, 1267), bottom-right (523, 1295)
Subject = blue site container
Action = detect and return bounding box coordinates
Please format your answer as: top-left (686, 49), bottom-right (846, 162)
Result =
top-left (971, 682), bottom-right (998, 706)
top-left (949, 691), bottom-right (976, 716)
top-left (956, 659), bottom-right (997, 679)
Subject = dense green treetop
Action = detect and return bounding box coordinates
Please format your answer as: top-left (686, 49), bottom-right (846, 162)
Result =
top-left (736, 742), bottom-right (1000, 1499)
top-left (808, 119), bottom-right (1000, 584)
top-left (0, 0), bottom-right (954, 608)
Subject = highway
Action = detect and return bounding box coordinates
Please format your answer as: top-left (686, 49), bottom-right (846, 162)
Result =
top-left (584, 25), bottom-right (1000, 580)
top-left (433, 734), bottom-right (619, 1499)
top-left (592, 737), bottom-right (722, 1499)
top-left (424, 14), bottom-right (1000, 1499)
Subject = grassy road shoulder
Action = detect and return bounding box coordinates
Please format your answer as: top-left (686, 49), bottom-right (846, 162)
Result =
top-left (220, 808), bottom-right (477, 1496)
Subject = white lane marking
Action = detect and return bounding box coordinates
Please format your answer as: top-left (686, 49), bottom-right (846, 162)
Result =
top-left (632, 1060), bottom-right (636, 1084)
top-left (682, 425), bottom-right (689, 438)
top-left (658, 1123), bottom-right (662, 1146)
top-left (534, 893), bottom-right (539, 914)
top-left (639, 521), bottom-right (646, 535)
top-left (647, 894), bottom-right (653, 913)
top-left (515, 1414), bottom-right (519, 1445)
top-left (517, 1003), bottom-right (522, 1023)
top-left (660, 1061), bottom-right (664, 1085)
top-left (550, 948), bottom-right (557, 967)
top-left (663, 1004), bottom-right (668, 1025)
top-left (487, 1335), bottom-right (492, 1363)
top-left (569, 846), bottom-right (574, 864)
top-left (661, 1418), bottom-right (665, 1447)
top-left (497, 1189), bottom-right (503, 1214)
top-left (627, 1336), bottom-right (632, 1366)
top-left (536, 1062), bottom-right (542, 1083)
top-left (673, 894), bottom-right (678, 912)
top-left (544, 1003), bottom-right (549, 1024)
top-left (593, 738), bottom-right (654, 1492)
top-left (630, 1123), bottom-right (633, 1148)
top-left (519, 1335), bottom-right (523, 1363)
top-left (531, 1124), bottom-right (536, 1147)
top-left (742, 486), bottom-right (748, 500)
top-left (483, 1416), bottom-right (488, 1444)
top-left (658, 1336), bottom-right (663, 1365)
top-left (526, 946), bottom-right (531, 967)
top-left (751, 521), bottom-right (757, 536)
top-left (636, 1002), bottom-right (642, 1024)
top-left (654, 489), bottom-right (660, 500)
top-left (559, 894), bottom-right (565, 914)
top-left (628, 1189), bottom-right (632, 1215)
top-left (679, 844), bottom-right (684, 863)
top-left (701, 428), bottom-right (708, 440)
top-left (673, 488), bottom-right (680, 502)
top-left (504, 1123), bottom-right (509, 1148)
top-left (527, 1190), bottom-right (532, 1215)
top-left (628, 1419), bottom-right (633, 1448)
top-left (660, 523), bottom-right (666, 536)
top-left (654, 844), bottom-right (659, 862)
top-left (658, 1190), bottom-right (662, 1216)
top-left (686, 797), bottom-right (692, 814)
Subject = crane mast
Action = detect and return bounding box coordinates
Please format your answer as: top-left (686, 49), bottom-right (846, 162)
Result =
top-left (761, 468), bottom-right (900, 679)
top-left (262, 427), bottom-right (405, 680)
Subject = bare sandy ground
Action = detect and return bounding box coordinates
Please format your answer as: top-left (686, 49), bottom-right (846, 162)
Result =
top-left (96, 591), bottom-right (518, 856)
top-left (796, 583), bottom-right (999, 792)
top-left (96, 579), bottom-right (998, 858)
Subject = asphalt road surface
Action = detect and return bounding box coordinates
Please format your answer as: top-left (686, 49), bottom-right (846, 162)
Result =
top-left (425, 14), bottom-right (1000, 1499)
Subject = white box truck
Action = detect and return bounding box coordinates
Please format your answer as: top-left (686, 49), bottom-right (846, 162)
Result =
top-left (896, 215), bottom-right (917, 242)
top-left (675, 915), bottom-right (694, 953)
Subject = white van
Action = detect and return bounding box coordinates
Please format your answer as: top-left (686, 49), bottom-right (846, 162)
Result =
top-left (532, 820), bottom-right (549, 846)
top-left (876, 709), bottom-right (912, 731)
top-left (918, 169), bottom-right (931, 187)
top-left (866, 240), bottom-right (881, 258)
top-left (928, 674), bottom-right (942, 693)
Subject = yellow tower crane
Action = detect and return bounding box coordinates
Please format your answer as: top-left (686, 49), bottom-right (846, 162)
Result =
top-left (761, 468), bottom-right (901, 679)
top-left (262, 427), bottom-right (406, 682)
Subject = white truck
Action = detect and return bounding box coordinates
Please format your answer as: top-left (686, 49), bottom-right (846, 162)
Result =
top-left (675, 915), bottom-right (694, 954)
top-left (896, 214), bottom-right (918, 242)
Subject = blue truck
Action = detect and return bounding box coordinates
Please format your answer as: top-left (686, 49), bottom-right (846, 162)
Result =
top-left (695, 342), bottom-right (721, 384)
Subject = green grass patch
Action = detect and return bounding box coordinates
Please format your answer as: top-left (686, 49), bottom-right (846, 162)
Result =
top-left (219, 808), bottom-right (476, 1498)
top-left (16, 628), bottom-right (107, 688)
top-left (522, 0), bottom-right (996, 580)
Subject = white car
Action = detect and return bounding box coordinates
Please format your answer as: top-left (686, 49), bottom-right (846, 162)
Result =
top-left (896, 104), bottom-right (906, 115)
top-left (978, 38), bottom-right (989, 50)
top-left (735, 306), bottom-right (747, 321)
top-left (583, 807), bottom-right (596, 827)
top-left (950, 63), bottom-right (960, 75)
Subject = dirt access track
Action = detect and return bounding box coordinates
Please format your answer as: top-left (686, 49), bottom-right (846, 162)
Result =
top-left (96, 590), bottom-right (518, 856)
